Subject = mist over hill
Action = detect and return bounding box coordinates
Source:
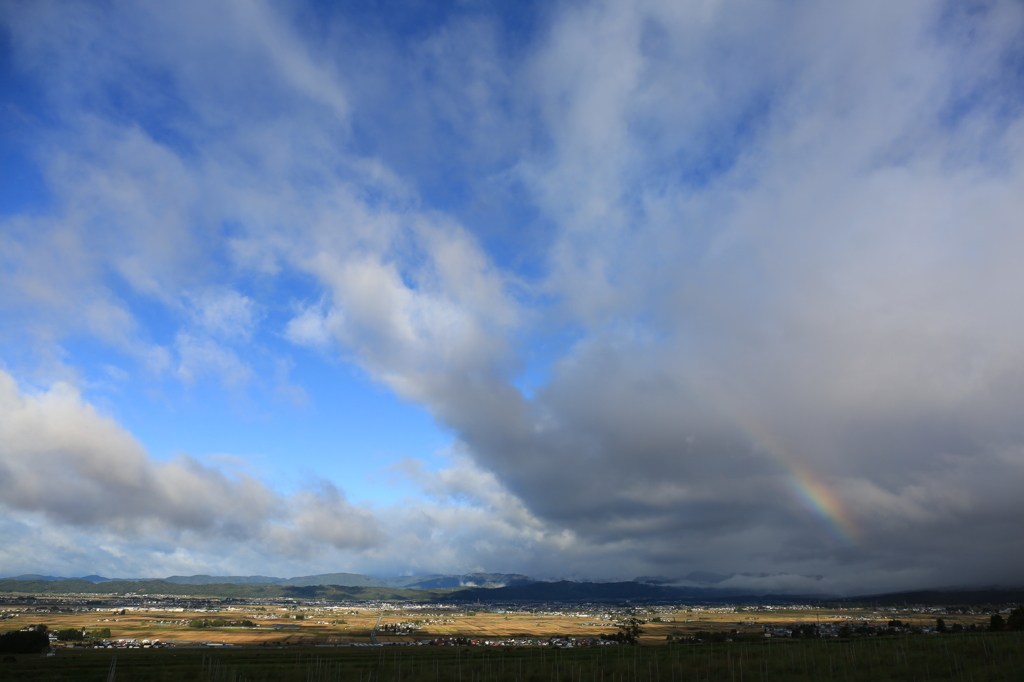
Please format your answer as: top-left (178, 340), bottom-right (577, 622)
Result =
top-left (159, 572), bottom-right (536, 589)
top-left (5, 570), bottom-right (1022, 606)
top-left (8, 574), bottom-right (114, 583)
top-left (1, 572), bottom-right (537, 592)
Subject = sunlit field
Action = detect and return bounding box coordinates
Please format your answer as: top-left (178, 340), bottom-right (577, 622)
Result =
top-left (0, 602), bottom-right (992, 646)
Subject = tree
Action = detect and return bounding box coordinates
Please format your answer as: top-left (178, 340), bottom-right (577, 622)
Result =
top-left (1007, 607), bottom-right (1024, 631)
top-left (989, 614), bottom-right (1005, 631)
top-left (935, 618), bottom-right (947, 633)
top-left (0, 630), bottom-right (49, 654)
top-left (616, 618), bottom-right (644, 644)
top-left (793, 624), bottom-right (818, 638)
top-left (56, 628), bottom-right (85, 641)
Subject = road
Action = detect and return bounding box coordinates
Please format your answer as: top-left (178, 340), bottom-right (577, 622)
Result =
top-left (370, 614), bottom-right (382, 644)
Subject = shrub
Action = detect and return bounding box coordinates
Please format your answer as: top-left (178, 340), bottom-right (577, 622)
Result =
top-left (56, 629), bottom-right (85, 642)
top-left (0, 630), bottom-right (49, 654)
top-left (1007, 607), bottom-right (1024, 631)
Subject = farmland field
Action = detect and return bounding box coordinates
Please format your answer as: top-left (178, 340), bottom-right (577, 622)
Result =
top-left (1, 599), bottom-right (1017, 680)
top-left (0, 602), bottom-right (993, 646)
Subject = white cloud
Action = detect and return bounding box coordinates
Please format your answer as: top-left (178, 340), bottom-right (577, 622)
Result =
top-left (290, 482), bottom-right (380, 551)
top-left (187, 289), bottom-right (258, 340)
top-left (0, 369), bottom-right (592, 580)
top-left (302, 217), bottom-right (519, 405)
top-left (3, 0), bottom-right (1024, 591)
top-left (0, 370), bottom-right (272, 533)
top-left (175, 333), bottom-right (253, 388)
top-left (284, 305), bottom-right (334, 349)
top-left (0, 371), bottom-right (385, 564)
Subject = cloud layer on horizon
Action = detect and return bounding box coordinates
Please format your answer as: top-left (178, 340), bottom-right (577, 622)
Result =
top-left (2, 0), bottom-right (1024, 593)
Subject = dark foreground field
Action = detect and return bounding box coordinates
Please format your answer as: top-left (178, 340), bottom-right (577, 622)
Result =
top-left (1, 632), bottom-right (1021, 681)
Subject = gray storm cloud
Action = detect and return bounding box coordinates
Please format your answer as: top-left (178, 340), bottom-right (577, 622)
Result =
top-left (318, 0), bottom-right (1024, 589)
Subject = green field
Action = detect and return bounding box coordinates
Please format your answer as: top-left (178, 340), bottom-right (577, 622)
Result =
top-left (0, 632), bottom-right (1021, 681)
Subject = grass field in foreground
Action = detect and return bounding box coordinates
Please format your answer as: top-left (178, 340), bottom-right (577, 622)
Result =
top-left (1, 632), bottom-right (1022, 681)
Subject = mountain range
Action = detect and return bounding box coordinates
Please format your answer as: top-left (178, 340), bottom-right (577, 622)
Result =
top-left (4, 572), bottom-right (1022, 605)
top-left (3, 572), bottom-right (536, 589)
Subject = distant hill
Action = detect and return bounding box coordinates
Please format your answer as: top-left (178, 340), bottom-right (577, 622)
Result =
top-left (451, 581), bottom-right (1024, 605)
top-left (447, 580), bottom-right (773, 603)
top-left (840, 588), bottom-right (1024, 606)
top-left (390, 573), bottom-right (536, 589)
top-left (6, 572), bottom-right (1022, 606)
top-left (161, 572), bottom-right (536, 589)
top-left (283, 573), bottom-right (383, 587)
top-left (0, 576), bottom-right (790, 603)
top-left (682, 571), bottom-right (733, 585)
top-left (633, 575), bottom-right (678, 585)
top-left (0, 578), bottom-right (454, 601)
top-left (6, 574), bottom-right (116, 583)
top-left (164, 575), bottom-right (285, 585)
top-left (635, 572), bottom-right (795, 587)
top-left (162, 573), bottom-right (399, 587)
top-left (80, 574), bottom-right (116, 583)
top-left (0, 571), bottom-right (537, 600)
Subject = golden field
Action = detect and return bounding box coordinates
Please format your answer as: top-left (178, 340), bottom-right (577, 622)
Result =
top-left (0, 602), bottom-right (989, 647)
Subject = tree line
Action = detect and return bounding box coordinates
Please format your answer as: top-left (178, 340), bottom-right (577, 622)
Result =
top-left (188, 618), bottom-right (255, 628)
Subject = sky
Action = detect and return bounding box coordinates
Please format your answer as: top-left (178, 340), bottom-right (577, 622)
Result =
top-left (1, 0), bottom-right (1023, 595)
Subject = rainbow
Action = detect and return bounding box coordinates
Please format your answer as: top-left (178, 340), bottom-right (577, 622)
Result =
top-left (743, 419), bottom-right (861, 547)
top-left (783, 458), bottom-right (860, 546)
top-left (697, 382), bottom-right (862, 546)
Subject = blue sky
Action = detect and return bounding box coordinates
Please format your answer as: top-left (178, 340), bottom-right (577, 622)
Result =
top-left (2, 0), bottom-right (1024, 594)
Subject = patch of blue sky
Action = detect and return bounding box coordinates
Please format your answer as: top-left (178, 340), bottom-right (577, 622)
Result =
top-left (313, 0), bottom-right (545, 49)
top-left (936, 55), bottom-right (1024, 134)
top-left (468, 196), bottom-right (552, 283)
top-left (0, 3), bottom-right (510, 510)
top-left (36, 238), bottom-right (452, 508)
top-left (345, 106), bottom-right (552, 289)
top-left (931, 2), bottom-right (1024, 126)
top-left (280, 353), bottom-right (454, 500)
top-left (94, 69), bottom-right (209, 166)
top-left (0, 35), bottom-right (51, 216)
top-left (344, 84), bottom-right (517, 203)
top-left (0, 143), bottom-right (49, 217)
top-left (511, 323), bottom-right (588, 401)
top-left (329, 11), bottom-right (538, 184)
top-left (641, 91), bottom-right (775, 193)
top-left (510, 363), bottom-right (548, 402)
top-left (68, 324), bottom-right (452, 506)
